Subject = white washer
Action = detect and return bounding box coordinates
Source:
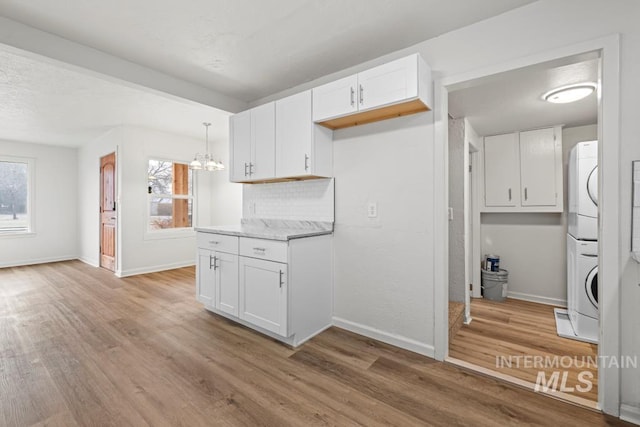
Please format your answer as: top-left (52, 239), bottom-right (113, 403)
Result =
top-left (568, 140), bottom-right (598, 240)
top-left (566, 234), bottom-right (599, 343)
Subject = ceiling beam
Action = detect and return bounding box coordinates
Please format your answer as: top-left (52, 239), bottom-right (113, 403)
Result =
top-left (0, 16), bottom-right (247, 114)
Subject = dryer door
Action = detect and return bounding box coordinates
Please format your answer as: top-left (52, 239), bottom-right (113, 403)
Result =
top-left (585, 266), bottom-right (598, 309)
top-left (587, 165), bottom-right (598, 207)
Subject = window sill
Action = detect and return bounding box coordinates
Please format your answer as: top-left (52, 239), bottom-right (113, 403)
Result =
top-left (144, 228), bottom-right (195, 241)
top-left (0, 231), bottom-right (36, 239)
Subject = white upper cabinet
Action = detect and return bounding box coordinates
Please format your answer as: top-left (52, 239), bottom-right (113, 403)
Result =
top-left (484, 133), bottom-right (519, 207)
top-left (357, 54), bottom-right (419, 111)
top-left (230, 110), bottom-right (251, 182)
top-left (519, 128), bottom-right (558, 207)
top-left (312, 53), bottom-right (431, 129)
top-left (481, 126), bottom-right (563, 213)
top-left (276, 90), bottom-right (332, 179)
top-left (229, 102), bottom-right (275, 182)
top-left (311, 75), bottom-right (358, 123)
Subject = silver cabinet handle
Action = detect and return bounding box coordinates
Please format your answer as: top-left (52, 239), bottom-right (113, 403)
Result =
top-left (508, 188), bottom-right (512, 201)
top-left (350, 87), bottom-right (355, 106)
top-left (249, 162), bottom-right (254, 176)
top-left (359, 84), bottom-right (364, 105)
top-left (524, 187), bottom-right (528, 201)
top-left (279, 270), bottom-right (284, 288)
top-left (208, 240), bottom-right (219, 245)
top-left (253, 247), bottom-right (266, 252)
top-left (209, 254), bottom-right (214, 270)
top-left (212, 255), bottom-right (218, 270)
top-left (244, 162), bottom-right (248, 177)
top-left (304, 154), bottom-right (309, 172)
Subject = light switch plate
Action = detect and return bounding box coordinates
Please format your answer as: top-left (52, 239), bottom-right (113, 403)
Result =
top-left (367, 202), bottom-right (378, 218)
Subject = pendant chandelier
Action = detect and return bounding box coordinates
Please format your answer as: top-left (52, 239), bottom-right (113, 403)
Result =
top-left (189, 122), bottom-right (225, 171)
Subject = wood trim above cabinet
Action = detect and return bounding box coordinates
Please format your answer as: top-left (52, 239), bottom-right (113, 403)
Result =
top-left (316, 98), bottom-right (429, 130)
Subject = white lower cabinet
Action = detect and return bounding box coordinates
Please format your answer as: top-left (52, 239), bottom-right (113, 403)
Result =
top-left (215, 251), bottom-right (239, 316)
top-left (196, 237), bottom-right (239, 316)
top-left (196, 231), bottom-right (332, 347)
top-left (239, 257), bottom-right (288, 336)
top-left (196, 248), bottom-right (216, 307)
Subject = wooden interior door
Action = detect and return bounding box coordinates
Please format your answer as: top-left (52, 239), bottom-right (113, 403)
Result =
top-left (100, 153), bottom-right (116, 272)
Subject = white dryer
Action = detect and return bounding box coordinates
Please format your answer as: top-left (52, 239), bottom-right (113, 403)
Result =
top-left (566, 234), bottom-right (599, 343)
top-left (568, 140), bottom-right (598, 240)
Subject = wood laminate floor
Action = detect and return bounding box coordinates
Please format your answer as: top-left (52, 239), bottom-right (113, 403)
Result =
top-left (450, 298), bottom-right (599, 403)
top-left (0, 261), bottom-right (626, 426)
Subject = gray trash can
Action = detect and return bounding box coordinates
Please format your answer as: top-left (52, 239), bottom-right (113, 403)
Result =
top-left (482, 269), bottom-right (508, 302)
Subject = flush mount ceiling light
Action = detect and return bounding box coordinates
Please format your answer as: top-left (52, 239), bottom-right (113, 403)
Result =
top-left (189, 122), bottom-right (225, 171)
top-left (542, 82), bottom-right (597, 104)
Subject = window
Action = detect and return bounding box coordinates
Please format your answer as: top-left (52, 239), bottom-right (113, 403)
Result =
top-left (147, 159), bottom-right (193, 231)
top-left (0, 157), bottom-right (32, 234)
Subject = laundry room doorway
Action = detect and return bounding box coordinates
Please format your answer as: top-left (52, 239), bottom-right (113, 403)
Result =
top-left (435, 35), bottom-right (621, 414)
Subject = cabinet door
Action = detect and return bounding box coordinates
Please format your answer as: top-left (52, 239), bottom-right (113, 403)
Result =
top-left (215, 251), bottom-right (239, 316)
top-left (276, 91), bottom-right (312, 177)
top-left (312, 74), bottom-right (358, 121)
top-left (484, 133), bottom-right (519, 207)
top-left (519, 128), bottom-right (558, 207)
top-left (239, 257), bottom-right (288, 336)
top-left (196, 248), bottom-right (215, 306)
top-left (251, 102), bottom-right (276, 180)
top-left (357, 55), bottom-right (418, 111)
top-left (230, 110), bottom-right (252, 182)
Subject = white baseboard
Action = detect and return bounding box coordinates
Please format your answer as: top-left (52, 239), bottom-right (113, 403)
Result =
top-left (621, 404), bottom-right (640, 425)
top-left (0, 255), bottom-right (77, 269)
top-left (332, 317), bottom-right (435, 358)
top-left (78, 256), bottom-right (99, 268)
top-left (507, 291), bottom-right (567, 307)
top-left (117, 260), bottom-right (195, 278)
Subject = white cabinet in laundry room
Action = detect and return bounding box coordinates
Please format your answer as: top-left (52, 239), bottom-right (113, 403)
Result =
top-left (484, 132), bottom-right (520, 207)
top-left (481, 126), bottom-right (563, 213)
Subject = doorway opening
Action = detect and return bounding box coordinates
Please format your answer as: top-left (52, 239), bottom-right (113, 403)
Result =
top-left (446, 52), bottom-right (601, 408)
top-left (100, 152), bottom-right (116, 272)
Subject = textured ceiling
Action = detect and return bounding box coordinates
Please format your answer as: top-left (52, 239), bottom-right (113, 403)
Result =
top-left (0, 0), bottom-right (537, 147)
top-left (448, 56), bottom-right (598, 136)
top-left (0, 50), bottom-right (230, 147)
top-left (0, 0), bottom-right (536, 102)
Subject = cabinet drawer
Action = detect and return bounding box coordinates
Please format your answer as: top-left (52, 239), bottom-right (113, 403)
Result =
top-left (197, 233), bottom-right (238, 254)
top-left (240, 237), bottom-right (288, 263)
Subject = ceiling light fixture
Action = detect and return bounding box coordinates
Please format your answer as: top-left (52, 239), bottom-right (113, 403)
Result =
top-left (542, 82), bottom-right (597, 104)
top-left (189, 122), bottom-right (225, 171)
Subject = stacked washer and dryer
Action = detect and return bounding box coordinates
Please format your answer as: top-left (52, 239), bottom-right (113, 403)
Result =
top-left (566, 140), bottom-right (599, 344)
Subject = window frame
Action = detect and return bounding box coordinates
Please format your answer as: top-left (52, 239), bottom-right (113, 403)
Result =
top-left (0, 155), bottom-right (35, 237)
top-left (145, 157), bottom-right (196, 240)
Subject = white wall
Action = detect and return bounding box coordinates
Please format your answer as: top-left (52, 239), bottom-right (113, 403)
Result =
top-left (78, 126), bottom-right (242, 276)
top-left (78, 127), bottom-right (120, 267)
top-left (332, 113), bottom-right (435, 355)
top-left (251, 0), bottom-right (640, 412)
top-left (119, 127), bottom-right (224, 276)
top-left (0, 140), bottom-right (77, 267)
top-left (448, 118), bottom-right (465, 302)
top-left (210, 134), bottom-right (242, 226)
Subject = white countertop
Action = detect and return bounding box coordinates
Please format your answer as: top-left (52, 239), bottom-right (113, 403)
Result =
top-left (195, 219), bottom-right (333, 241)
